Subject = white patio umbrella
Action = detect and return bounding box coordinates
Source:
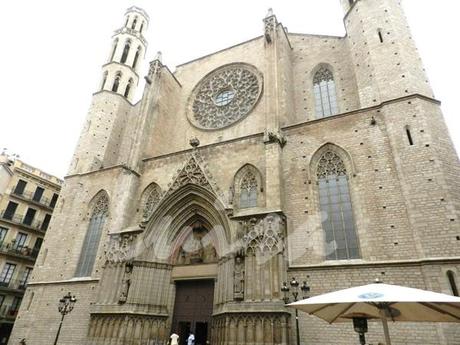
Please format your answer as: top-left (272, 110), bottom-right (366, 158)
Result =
top-left (289, 281), bottom-right (460, 345)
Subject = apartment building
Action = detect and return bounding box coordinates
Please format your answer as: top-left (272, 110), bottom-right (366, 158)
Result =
top-left (0, 153), bottom-right (62, 344)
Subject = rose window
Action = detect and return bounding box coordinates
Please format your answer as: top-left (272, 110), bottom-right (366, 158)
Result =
top-left (188, 64), bottom-right (263, 129)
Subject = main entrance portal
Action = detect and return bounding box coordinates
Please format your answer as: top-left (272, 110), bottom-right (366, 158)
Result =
top-left (172, 279), bottom-right (214, 345)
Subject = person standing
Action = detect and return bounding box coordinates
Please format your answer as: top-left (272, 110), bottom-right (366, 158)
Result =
top-left (187, 332), bottom-right (195, 345)
top-left (170, 333), bottom-right (179, 345)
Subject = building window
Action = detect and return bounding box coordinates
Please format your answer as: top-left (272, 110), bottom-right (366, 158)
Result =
top-left (23, 208), bottom-right (37, 226)
top-left (124, 78), bottom-right (133, 98)
top-left (50, 193), bottom-right (59, 208)
top-left (33, 186), bottom-right (44, 202)
top-left (313, 67), bottom-right (338, 118)
top-left (131, 16), bottom-right (138, 30)
top-left (110, 38), bottom-right (118, 61)
top-left (0, 227), bottom-right (7, 245)
top-left (10, 296), bottom-right (22, 315)
top-left (19, 267), bottom-right (32, 289)
top-left (112, 72), bottom-right (122, 93)
top-left (75, 193), bottom-right (109, 277)
top-left (0, 263), bottom-right (16, 286)
top-left (41, 214), bottom-right (52, 231)
top-left (239, 171), bottom-right (258, 208)
top-left (140, 21), bottom-right (144, 33)
top-left (33, 238), bottom-right (43, 258)
top-left (317, 151), bottom-right (360, 260)
top-left (132, 46), bottom-right (141, 69)
top-left (13, 232), bottom-right (28, 250)
top-left (447, 271), bottom-right (459, 296)
top-left (0, 295), bottom-right (4, 308)
top-left (3, 201), bottom-right (18, 220)
top-left (120, 40), bottom-right (131, 64)
top-left (406, 126), bottom-right (414, 146)
top-left (13, 179), bottom-right (27, 195)
top-left (101, 71), bottom-right (108, 91)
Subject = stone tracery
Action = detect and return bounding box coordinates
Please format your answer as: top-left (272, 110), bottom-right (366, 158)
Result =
top-left (189, 64), bottom-right (262, 129)
top-left (316, 151), bottom-right (347, 179)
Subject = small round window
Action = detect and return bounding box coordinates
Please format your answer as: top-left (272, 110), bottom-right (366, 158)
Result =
top-left (214, 90), bottom-right (235, 107)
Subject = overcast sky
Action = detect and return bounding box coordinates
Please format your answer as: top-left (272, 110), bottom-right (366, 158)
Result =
top-left (1, 1), bottom-right (458, 178)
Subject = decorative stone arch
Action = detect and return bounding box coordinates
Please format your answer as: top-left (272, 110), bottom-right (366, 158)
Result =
top-left (310, 62), bottom-right (336, 82)
top-left (137, 184), bottom-right (232, 264)
top-left (233, 164), bottom-right (265, 210)
top-left (87, 189), bottom-right (110, 218)
top-left (309, 143), bottom-right (356, 183)
top-left (139, 182), bottom-right (162, 221)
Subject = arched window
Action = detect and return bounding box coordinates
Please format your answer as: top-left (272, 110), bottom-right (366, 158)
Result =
top-left (317, 151), bottom-right (360, 260)
top-left (141, 183), bottom-right (162, 219)
top-left (110, 38), bottom-right (118, 61)
top-left (239, 171), bottom-right (258, 208)
top-left (313, 67), bottom-right (339, 118)
top-left (447, 270), bottom-right (459, 296)
top-left (124, 78), bottom-right (133, 98)
top-left (75, 193), bottom-right (109, 277)
top-left (112, 72), bottom-right (121, 92)
top-left (101, 71), bottom-right (108, 90)
top-left (132, 46), bottom-right (141, 69)
top-left (131, 16), bottom-right (138, 30)
top-left (120, 40), bottom-right (131, 64)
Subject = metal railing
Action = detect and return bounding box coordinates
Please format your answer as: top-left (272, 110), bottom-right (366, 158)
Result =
top-left (0, 277), bottom-right (29, 291)
top-left (11, 189), bottom-right (55, 209)
top-left (0, 242), bottom-right (40, 260)
top-left (0, 210), bottom-right (47, 232)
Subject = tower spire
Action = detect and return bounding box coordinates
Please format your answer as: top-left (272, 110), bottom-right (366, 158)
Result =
top-left (99, 6), bottom-right (149, 101)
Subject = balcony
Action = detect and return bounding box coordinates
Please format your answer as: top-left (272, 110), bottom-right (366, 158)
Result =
top-left (0, 242), bottom-right (39, 262)
top-left (0, 304), bottom-right (20, 320)
top-left (10, 189), bottom-right (56, 210)
top-left (0, 210), bottom-right (47, 234)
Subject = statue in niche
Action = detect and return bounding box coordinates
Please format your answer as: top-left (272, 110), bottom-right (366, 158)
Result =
top-left (118, 262), bottom-right (133, 304)
top-left (233, 255), bottom-right (245, 300)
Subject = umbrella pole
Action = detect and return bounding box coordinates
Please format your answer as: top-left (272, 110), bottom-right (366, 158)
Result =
top-left (379, 309), bottom-right (392, 345)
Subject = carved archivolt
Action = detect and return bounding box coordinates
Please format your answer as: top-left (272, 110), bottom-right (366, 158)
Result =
top-left (188, 63), bottom-right (263, 129)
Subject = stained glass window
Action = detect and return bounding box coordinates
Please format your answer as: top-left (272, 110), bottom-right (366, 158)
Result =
top-left (75, 194), bottom-right (109, 277)
top-left (317, 151), bottom-right (360, 260)
top-left (314, 67), bottom-right (338, 118)
top-left (239, 171), bottom-right (258, 208)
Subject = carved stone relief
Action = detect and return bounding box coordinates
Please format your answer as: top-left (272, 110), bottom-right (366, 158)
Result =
top-left (233, 255), bottom-right (245, 300)
top-left (105, 233), bottom-right (137, 264)
top-left (240, 214), bottom-right (285, 255)
top-left (176, 223), bottom-right (217, 265)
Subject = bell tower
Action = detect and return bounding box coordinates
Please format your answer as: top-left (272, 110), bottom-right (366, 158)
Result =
top-left (68, 7), bottom-right (149, 175)
top-left (100, 6), bottom-right (149, 101)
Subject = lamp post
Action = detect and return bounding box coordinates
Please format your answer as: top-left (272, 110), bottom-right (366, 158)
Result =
top-left (281, 277), bottom-right (310, 345)
top-left (53, 292), bottom-right (77, 345)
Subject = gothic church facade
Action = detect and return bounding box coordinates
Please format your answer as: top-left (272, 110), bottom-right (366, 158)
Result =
top-left (10, 1), bottom-right (460, 344)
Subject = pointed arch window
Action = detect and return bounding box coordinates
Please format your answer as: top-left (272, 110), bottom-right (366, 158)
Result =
top-left (142, 184), bottom-right (162, 219)
top-left (314, 67), bottom-right (338, 118)
top-left (120, 40), bottom-right (131, 64)
top-left (131, 16), bottom-right (138, 30)
top-left (317, 151), bottom-right (360, 260)
top-left (447, 270), bottom-right (459, 296)
top-left (75, 193), bottom-right (109, 277)
top-left (124, 78), bottom-right (133, 98)
top-left (133, 46), bottom-right (141, 69)
top-left (239, 171), bottom-right (258, 208)
top-left (112, 72), bottom-right (122, 92)
top-left (110, 38), bottom-right (118, 62)
top-left (101, 71), bottom-right (108, 91)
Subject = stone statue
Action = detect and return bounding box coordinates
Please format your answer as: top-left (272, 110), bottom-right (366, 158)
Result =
top-left (234, 256), bottom-right (245, 300)
top-left (118, 262), bottom-right (133, 304)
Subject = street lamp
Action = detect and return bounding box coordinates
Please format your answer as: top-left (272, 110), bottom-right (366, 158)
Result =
top-left (53, 292), bottom-right (77, 345)
top-left (353, 317), bottom-right (368, 345)
top-left (281, 277), bottom-right (310, 345)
